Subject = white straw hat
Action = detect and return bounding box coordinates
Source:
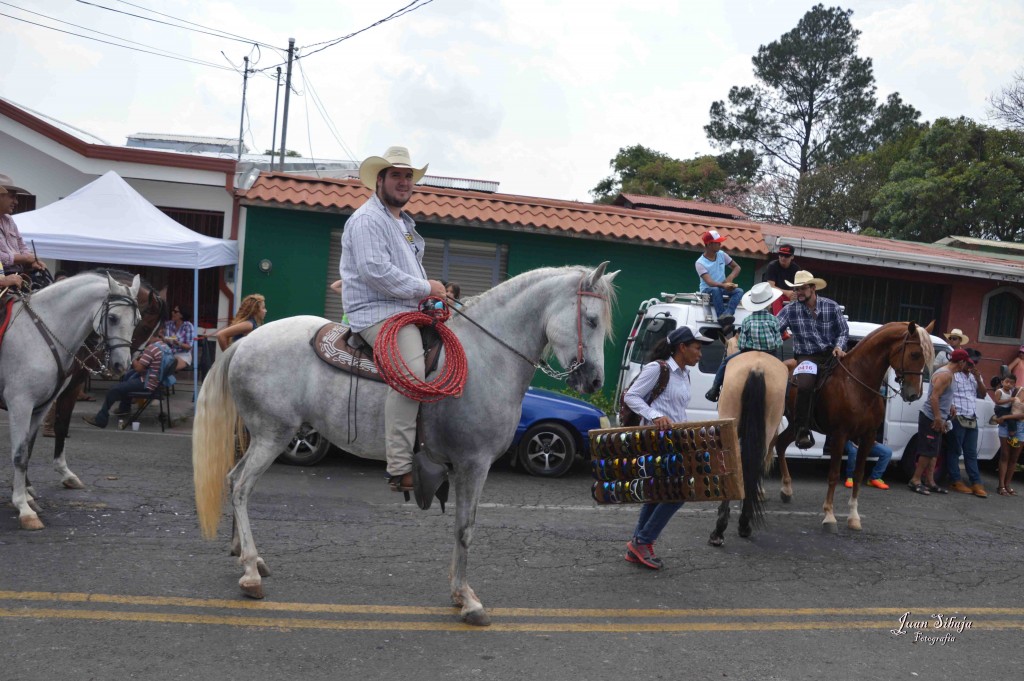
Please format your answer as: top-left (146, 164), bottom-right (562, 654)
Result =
top-left (741, 282), bottom-right (784, 312)
top-left (784, 270), bottom-right (827, 291)
top-left (358, 146), bottom-right (428, 191)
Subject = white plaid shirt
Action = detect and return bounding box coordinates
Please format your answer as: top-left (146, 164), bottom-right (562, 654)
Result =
top-left (339, 193), bottom-right (430, 332)
top-left (951, 370), bottom-right (982, 417)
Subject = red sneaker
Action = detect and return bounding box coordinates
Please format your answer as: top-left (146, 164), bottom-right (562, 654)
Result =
top-left (625, 539), bottom-right (663, 570)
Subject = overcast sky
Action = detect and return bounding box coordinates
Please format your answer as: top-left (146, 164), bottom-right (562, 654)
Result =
top-left (3, 0), bottom-right (1022, 201)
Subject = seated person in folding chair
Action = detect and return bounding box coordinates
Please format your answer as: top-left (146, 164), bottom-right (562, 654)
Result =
top-left (82, 337), bottom-right (173, 429)
top-left (163, 303), bottom-right (195, 371)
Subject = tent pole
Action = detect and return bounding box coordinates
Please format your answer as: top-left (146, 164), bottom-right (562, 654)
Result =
top-left (193, 267), bottom-right (199, 403)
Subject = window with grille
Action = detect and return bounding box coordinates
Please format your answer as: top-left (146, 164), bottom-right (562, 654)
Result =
top-left (981, 287), bottom-right (1024, 343)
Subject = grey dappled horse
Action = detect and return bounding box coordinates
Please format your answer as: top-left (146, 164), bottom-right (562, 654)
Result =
top-left (1, 271), bottom-right (141, 529)
top-left (193, 264), bottom-right (617, 625)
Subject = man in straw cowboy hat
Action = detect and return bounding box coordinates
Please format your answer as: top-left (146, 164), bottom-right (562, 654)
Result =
top-left (340, 147), bottom-right (447, 493)
top-left (705, 282), bottom-right (784, 402)
top-left (775, 270), bottom-right (849, 449)
top-left (0, 173), bottom-right (45, 279)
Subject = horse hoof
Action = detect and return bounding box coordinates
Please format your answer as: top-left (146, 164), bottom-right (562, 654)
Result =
top-left (257, 559), bottom-right (271, 577)
top-left (240, 581), bottom-right (264, 599)
top-left (462, 608), bottom-right (491, 627)
top-left (848, 520), bottom-right (862, 532)
top-left (738, 526), bottom-right (752, 538)
top-left (822, 522), bottom-right (838, 534)
top-left (20, 514), bottom-right (44, 531)
top-left (708, 534), bottom-right (724, 547)
top-left (779, 491), bottom-right (792, 504)
top-left (62, 476), bottom-right (86, 490)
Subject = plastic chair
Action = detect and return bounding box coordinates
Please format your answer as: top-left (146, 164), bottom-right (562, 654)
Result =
top-left (119, 344), bottom-right (177, 432)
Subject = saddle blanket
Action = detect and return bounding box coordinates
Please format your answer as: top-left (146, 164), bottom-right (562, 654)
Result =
top-left (310, 323), bottom-right (384, 382)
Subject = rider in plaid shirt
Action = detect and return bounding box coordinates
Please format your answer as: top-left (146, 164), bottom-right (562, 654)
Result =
top-left (706, 282), bottom-right (783, 402)
top-left (774, 270), bottom-right (849, 449)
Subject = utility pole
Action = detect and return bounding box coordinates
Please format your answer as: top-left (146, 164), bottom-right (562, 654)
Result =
top-left (278, 38), bottom-right (296, 172)
top-left (269, 66), bottom-right (282, 171)
top-left (236, 56), bottom-right (249, 161)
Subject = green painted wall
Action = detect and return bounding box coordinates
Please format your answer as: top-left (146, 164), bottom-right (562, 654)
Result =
top-left (242, 205), bottom-right (756, 398)
top-left (241, 207), bottom-right (341, 318)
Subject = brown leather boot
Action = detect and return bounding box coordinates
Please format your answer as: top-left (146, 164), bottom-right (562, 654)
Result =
top-left (388, 472), bottom-right (413, 492)
top-left (971, 483), bottom-right (988, 498)
top-left (949, 481), bottom-right (972, 494)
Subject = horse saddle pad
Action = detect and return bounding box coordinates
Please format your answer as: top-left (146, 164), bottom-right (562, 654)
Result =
top-left (309, 323), bottom-right (444, 383)
top-left (310, 323), bottom-right (384, 382)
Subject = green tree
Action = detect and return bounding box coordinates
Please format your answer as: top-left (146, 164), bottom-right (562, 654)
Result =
top-left (590, 145), bottom-right (758, 204)
top-left (870, 118), bottom-right (1024, 242)
top-left (705, 4), bottom-right (919, 223)
top-left (264, 148), bottom-right (303, 157)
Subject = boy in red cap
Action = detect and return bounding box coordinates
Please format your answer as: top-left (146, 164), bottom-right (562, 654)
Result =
top-left (695, 229), bottom-right (743, 330)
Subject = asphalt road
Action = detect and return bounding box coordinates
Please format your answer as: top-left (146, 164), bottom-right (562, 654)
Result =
top-left (2, 409), bottom-right (1023, 681)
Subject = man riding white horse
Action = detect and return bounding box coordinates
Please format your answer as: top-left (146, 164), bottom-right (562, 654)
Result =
top-left (339, 146), bottom-right (447, 493)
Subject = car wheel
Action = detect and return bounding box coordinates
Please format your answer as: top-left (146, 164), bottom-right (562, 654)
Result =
top-left (898, 437), bottom-right (919, 482)
top-left (278, 423), bottom-right (331, 466)
top-left (519, 422), bottom-right (577, 477)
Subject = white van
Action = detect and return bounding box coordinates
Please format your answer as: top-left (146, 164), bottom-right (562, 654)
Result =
top-left (613, 293), bottom-right (999, 479)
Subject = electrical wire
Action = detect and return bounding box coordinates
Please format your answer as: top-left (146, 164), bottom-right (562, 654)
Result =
top-left (296, 58), bottom-right (358, 161)
top-left (0, 10), bottom-right (234, 71)
top-left (255, 0), bottom-right (437, 73)
top-left (75, 0), bottom-right (280, 50)
top-left (112, 0), bottom-right (281, 53)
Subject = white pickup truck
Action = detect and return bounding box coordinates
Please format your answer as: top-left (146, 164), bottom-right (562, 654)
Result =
top-left (613, 293), bottom-right (999, 479)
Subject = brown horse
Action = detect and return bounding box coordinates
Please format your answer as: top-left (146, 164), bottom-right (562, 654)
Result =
top-left (775, 321), bottom-right (934, 532)
top-left (29, 272), bottom-right (165, 493)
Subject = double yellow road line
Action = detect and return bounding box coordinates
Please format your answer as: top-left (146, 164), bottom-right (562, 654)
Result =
top-left (2, 590), bottom-right (1024, 633)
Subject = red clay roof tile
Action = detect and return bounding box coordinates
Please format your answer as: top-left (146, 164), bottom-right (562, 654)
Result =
top-left (242, 173), bottom-right (769, 256)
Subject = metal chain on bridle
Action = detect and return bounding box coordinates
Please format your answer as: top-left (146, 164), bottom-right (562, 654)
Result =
top-left (15, 289), bottom-right (140, 381)
top-left (446, 275), bottom-right (608, 381)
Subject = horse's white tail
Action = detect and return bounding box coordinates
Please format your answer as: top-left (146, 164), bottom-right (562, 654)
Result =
top-left (192, 343), bottom-right (240, 539)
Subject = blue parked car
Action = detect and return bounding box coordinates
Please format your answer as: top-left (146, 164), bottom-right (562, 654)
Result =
top-left (280, 387), bottom-right (609, 475)
top-left (510, 387), bottom-right (610, 478)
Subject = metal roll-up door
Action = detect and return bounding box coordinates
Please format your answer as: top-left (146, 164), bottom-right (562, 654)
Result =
top-left (324, 228), bottom-right (344, 322)
top-left (423, 238), bottom-right (508, 297)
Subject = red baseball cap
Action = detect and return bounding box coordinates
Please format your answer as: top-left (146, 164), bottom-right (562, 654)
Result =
top-left (950, 349), bottom-right (970, 363)
top-left (701, 230), bottom-right (726, 245)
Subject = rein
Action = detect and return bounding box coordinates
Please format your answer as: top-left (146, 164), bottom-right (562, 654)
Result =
top-left (836, 329), bottom-right (924, 400)
top-left (446, 276), bottom-right (608, 381)
top-left (17, 289), bottom-right (140, 404)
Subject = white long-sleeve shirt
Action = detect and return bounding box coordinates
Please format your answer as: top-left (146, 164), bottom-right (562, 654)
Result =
top-left (623, 357), bottom-right (691, 424)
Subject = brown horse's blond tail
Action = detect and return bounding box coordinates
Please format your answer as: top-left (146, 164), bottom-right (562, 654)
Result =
top-left (192, 343), bottom-right (240, 539)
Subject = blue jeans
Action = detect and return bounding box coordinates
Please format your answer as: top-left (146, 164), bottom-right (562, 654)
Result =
top-left (706, 286), bottom-right (743, 317)
top-left (92, 376), bottom-right (146, 428)
top-left (944, 419), bottom-right (980, 484)
top-left (844, 441), bottom-right (892, 480)
top-left (633, 502), bottom-right (684, 545)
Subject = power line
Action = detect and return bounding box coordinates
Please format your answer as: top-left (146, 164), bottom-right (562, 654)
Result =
top-left (75, 0), bottom-right (280, 51)
top-left (113, 0), bottom-right (282, 54)
top-left (255, 0), bottom-right (437, 73)
top-left (296, 57), bottom-right (358, 162)
top-left (0, 10), bottom-right (235, 71)
top-left (0, 1), bottom-right (220, 65)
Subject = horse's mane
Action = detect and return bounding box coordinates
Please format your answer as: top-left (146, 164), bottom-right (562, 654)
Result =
top-left (458, 265), bottom-right (618, 341)
top-left (849, 321), bottom-right (935, 368)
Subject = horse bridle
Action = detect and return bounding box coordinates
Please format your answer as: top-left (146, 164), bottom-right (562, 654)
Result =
top-left (446, 275), bottom-right (608, 382)
top-left (838, 329), bottom-right (924, 400)
top-left (19, 289), bottom-right (141, 405)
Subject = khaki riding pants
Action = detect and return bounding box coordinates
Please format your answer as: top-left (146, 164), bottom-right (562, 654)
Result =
top-left (360, 320), bottom-right (425, 477)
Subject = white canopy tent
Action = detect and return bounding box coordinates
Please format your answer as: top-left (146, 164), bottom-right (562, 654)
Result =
top-left (15, 170), bottom-right (239, 400)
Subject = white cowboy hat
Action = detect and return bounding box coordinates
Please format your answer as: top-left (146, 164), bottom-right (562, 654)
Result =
top-left (358, 146), bottom-right (428, 191)
top-left (741, 282), bottom-right (784, 312)
top-left (944, 328), bottom-right (970, 345)
top-left (785, 270), bottom-right (827, 291)
top-left (0, 173), bottom-right (27, 194)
